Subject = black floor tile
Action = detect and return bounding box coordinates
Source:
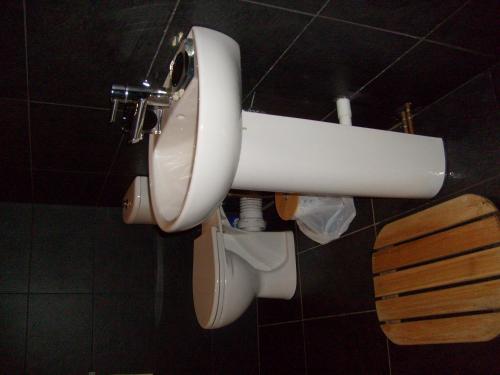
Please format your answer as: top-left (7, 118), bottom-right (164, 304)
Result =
top-left (33, 170), bottom-right (105, 206)
top-left (300, 227), bottom-right (375, 318)
top-left (259, 322), bottom-right (306, 375)
top-left (26, 294), bottom-right (92, 375)
top-left (0, 168), bottom-right (32, 204)
top-left (212, 301), bottom-right (258, 375)
top-left (321, 0), bottom-right (462, 36)
top-left (31, 103), bottom-right (121, 173)
top-left (304, 312), bottom-right (389, 374)
top-left (0, 99), bottom-right (29, 170)
top-left (0, 294), bottom-right (27, 375)
top-left (31, 205), bottom-right (95, 293)
top-left (93, 293), bottom-right (155, 374)
top-left (428, 0), bottom-right (500, 56)
top-left (258, 253), bottom-right (302, 325)
top-left (491, 64), bottom-right (500, 104)
top-left (389, 338), bottom-right (500, 375)
top-left (26, 1), bottom-right (178, 107)
top-left (148, 0), bottom-right (313, 96)
top-left (94, 207), bottom-right (155, 293)
top-left (0, 1), bottom-right (26, 99)
top-left (0, 203), bottom-right (31, 292)
top-left (253, 17), bottom-right (415, 119)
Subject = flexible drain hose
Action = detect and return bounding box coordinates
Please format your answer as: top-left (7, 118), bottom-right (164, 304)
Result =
top-left (237, 197), bottom-right (266, 232)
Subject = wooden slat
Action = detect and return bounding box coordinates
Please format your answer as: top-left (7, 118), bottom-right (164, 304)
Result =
top-left (374, 246), bottom-right (500, 297)
top-left (382, 312), bottom-right (500, 345)
top-left (374, 194), bottom-right (497, 249)
top-left (373, 215), bottom-right (500, 273)
top-left (376, 279), bottom-right (500, 321)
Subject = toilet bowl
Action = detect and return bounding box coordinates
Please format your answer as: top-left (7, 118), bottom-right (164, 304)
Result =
top-left (193, 208), bottom-right (296, 329)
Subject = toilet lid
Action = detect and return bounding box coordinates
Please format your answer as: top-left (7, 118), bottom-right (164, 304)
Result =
top-left (193, 226), bottom-right (226, 328)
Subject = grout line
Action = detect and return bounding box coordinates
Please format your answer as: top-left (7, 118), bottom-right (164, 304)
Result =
top-left (370, 198), bottom-right (378, 238)
top-left (0, 96), bottom-right (27, 103)
top-left (294, 223), bottom-right (308, 374)
top-left (298, 223), bottom-right (377, 255)
top-left (318, 14), bottom-right (419, 40)
top-left (256, 299), bottom-right (261, 375)
top-left (374, 173), bottom-right (500, 226)
top-left (249, 91), bottom-right (256, 110)
top-left (239, 0), bottom-right (317, 17)
top-left (29, 99), bottom-right (109, 111)
top-left (412, 65), bottom-right (498, 121)
top-left (95, 134), bottom-right (125, 206)
top-left (242, 0), bottom-right (331, 102)
top-left (145, 0), bottom-right (181, 80)
top-left (423, 38), bottom-right (496, 58)
top-left (302, 309), bottom-right (376, 322)
top-left (319, 0), bottom-right (474, 122)
top-left (386, 338), bottom-right (392, 375)
top-left (320, 108), bottom-right (336, 121)
top-left (22, 1), bottom-right (33, 373)
top-left (32, 167), bottom-right (108, 176)
top-left (259, 308), bottom-right (377, 328)
top-left (259, 319), bottom-right (302, 328)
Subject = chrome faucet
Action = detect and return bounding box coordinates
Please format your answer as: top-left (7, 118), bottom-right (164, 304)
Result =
top-left (109, 84), bottom-right (170, 143)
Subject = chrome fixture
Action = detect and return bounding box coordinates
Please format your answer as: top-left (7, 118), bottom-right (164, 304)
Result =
top-left (109, 84), bottom-right (170, 143)
top-left (109, 36), bottom-right (195, 144)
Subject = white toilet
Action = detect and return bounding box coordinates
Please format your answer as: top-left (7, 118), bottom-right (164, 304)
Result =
top-left (193, 208), bottom-right (296, 329)
top-left (122, 177), bottom-right (297, 329)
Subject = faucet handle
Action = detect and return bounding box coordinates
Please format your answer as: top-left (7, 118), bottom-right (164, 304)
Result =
top-left (129, 98), bottom-right (148, 144)
top-left (110, 98), bottom-right (120, 123)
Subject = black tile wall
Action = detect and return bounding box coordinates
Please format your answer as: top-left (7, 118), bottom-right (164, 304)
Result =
top-left (212, 301), bottom-right (259, 375)
top-left (427, 0), bottom-right (500, 56)
top-left (94, 207), bottom-right (155, 293)
top-left (300, 227), bottom-right (375, 318)
top-left (0, 294), bottom-right (27, 375)
top-left (321, 0), bottom-right (463, 36)
top-left (0, 99), bottom-right (29, 170)
top-left (32, 170), bottom-right (105, 206)
top-left (304, 313), bottom-right (389, 374)
top-left (26, 294), bottom-right (93, 375)
top-left (253, 17), bottom-right (416, 120)
top-left (0, 203), bottom-right (31, 293)
top-left (1, 0), bottom-right (499, 374)
top-left (26, 0), bottom-right (178, 107)
top-left (148, 0), bottom-right (314, 96)
top-left (259, 321), bottom-right (306, 375)
top-left (31, 205), bottom-right (95, 293)
top-left (373, 69), bottom-right (499, 223)
top-left (0, 1), bottom-right (26, 99)
top-left (30, 103), bottom-right (120, 173)
top-left (93, 293), bottom-right (155, 374)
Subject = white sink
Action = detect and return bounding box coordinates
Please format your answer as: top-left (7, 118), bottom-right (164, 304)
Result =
top-left (148, 27), bottom-right (446, 232)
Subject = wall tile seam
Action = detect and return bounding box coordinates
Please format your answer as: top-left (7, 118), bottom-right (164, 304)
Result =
top-left (298, 223), bottom-right (377, 255)
top-left (258, 309), bottom-right (377, 328)
top-left (373, 173), bottom-right (500, 226)
top-left (243, 0), bottom-right (332, 102)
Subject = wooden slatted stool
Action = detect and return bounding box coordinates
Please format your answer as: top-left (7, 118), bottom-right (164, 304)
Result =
top-left (372, 194), bottom-right (500, 345)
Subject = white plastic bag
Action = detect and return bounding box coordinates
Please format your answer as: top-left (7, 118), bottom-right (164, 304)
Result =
top-left (295, 196), bottom-right (356, 245)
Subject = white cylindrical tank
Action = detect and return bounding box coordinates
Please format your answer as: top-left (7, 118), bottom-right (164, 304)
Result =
top-left (232, 111), bottom-right (445, 198)
top-left (122, 176), bottom-right (156, 224)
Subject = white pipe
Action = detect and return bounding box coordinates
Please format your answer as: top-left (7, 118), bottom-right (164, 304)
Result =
top-left (336, 97), bottom-right (352, 126)
top-left (237, 197), bottom-right (266, 232)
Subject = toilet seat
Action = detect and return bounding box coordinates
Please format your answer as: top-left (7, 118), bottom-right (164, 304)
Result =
top-left (193, 227), bottom-right (227, 329)
top-left (193, 207), bottom-right (296, 329)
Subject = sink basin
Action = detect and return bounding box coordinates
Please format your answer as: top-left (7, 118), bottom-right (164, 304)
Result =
top-left (148, 27), bottom-right (446, 232)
